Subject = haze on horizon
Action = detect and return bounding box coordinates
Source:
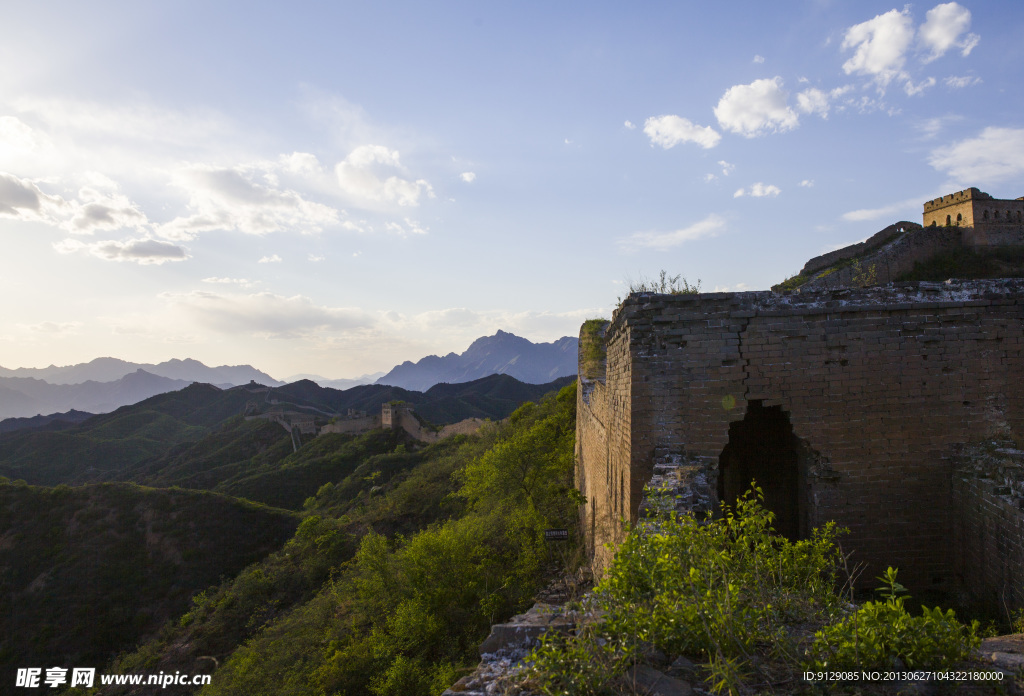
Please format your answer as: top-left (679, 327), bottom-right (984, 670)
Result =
top-left (1, 1), bottom-right (1021, 380)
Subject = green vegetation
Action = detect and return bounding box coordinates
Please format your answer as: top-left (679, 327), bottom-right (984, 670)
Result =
top-left (200, 384), bottom-right (579, 696)
top-left (0, 481), bottom-right (298, 675)
top-left (896, 245), bottom-right (1024, 281)
top-left (580, 319), bottom-right (609, 380)
top-left (619, 270), bottom-right (701, 305)
top-left (522, 488), bottom-right (979, 695)
top-left (66, 383), bottom-right (579, 696)
top-left (775, 271), bottom-right (812, 291)
top-left (807, 567), bottom-right (978, 671)
top-left (0, 375), bottom-right (573, 490)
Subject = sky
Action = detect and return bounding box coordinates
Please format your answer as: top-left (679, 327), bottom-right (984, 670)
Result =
top-left (1, 1), bottom-right (1022, 380)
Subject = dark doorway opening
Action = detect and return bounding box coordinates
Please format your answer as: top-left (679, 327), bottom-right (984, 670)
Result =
top-left (718, 401), bottom-right (807, 540)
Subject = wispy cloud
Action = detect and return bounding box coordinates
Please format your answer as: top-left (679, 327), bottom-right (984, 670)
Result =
top-left (734, 183), bottom-right (781, 198)
top-left (620, 214), bottom-right (725, 250)
top-left (842, 196), bottom-right (922, 222)
top-left (929, 127), bottom-right (1024, 185)
top-left (54, 237), bottom-right (190, 265)
top-left (335, 144), bottom-right (434, 207)
top-left (164, 290), bottom-right (374, 338)
top-left (945, 75), bottom-right (981, 89)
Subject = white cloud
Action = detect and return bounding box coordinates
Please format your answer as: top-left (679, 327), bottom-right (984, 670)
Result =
top-left (12, 96), bottom-right (233, 152)
top-left (17, 321), bottom-right (83, 336)
top-left (624, 120), bottom-right (636, 130)
top-left (643, 115), bottom-right (721, 149)
top-left (904, 76), bottom-right (937, 96)
top-left (918, 2), bottom-right (979, 63)
top-left (335, 144), bottom-right (433, 207)
top-left (799, 179), bottom-right (814, 187)
top-left (841, 9), bottom-right (914, 89)
top-left (164, 290), bottom-right (374, 338)
top-left (928, 127), bottom-right (1024, 185)
top-left (63, 183), bottom-right (148, 235)
top-left (0, 172), bottom-right (65, 221)
top-left (620, 214), bottom-right (725, 250)
top-left (753, 55), bottom-right (765, 64)
top-left (279, 152), bottom-right (322, 176)
top-left (714, 78), bottom-right (799, 137)
top-left (0, 116), bottom-right (53, 160)
top-left (383, 218), bottom-right (428, 237)
top-left (842, 195), bottom-right (922, 222)
top-left (159, 162), bottom-right (339, 240)
top-left (712, 282), bottom-right (751, 292)
top-left (704, 173), bottom-right (717, 182)
top-left (459, 171), bottom-right (476, 183)
top-left (54, 237), bottom-right (189, 264)
top-left (734, 183), bottom-right (781, 198)
top-left (718, 161), bottom-right (735, 176)
top-left (308, 254), bottom-right (326, 262)
top-left (945, 75), bottom-right (981, 89)
top-left (258, 254), bottom-right (282, 263)
top-left (796, 88), bottom-right (830, 118)
top-left (202, 277), bottom-right (254, 286)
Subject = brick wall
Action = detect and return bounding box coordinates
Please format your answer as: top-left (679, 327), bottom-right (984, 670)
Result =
top-left (578, 280), bottom-right (1024, 596)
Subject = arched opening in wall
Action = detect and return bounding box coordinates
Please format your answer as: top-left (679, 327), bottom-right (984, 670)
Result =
top-left (718, 400), bottom-right (807, 541)
top-left (957, 213), bottom-right (962, 224)
top-left (946, 215), bottom-right (951, 226)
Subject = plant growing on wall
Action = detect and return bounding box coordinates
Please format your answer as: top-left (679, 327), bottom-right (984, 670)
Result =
top-left (617, 270), bottom-right (702, 307)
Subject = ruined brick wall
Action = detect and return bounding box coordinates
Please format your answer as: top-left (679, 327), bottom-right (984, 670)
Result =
top-left (319, 414), bottom-right (380, 435)
top-left (798, 225), bottom-right (962, 290)
top-left (578, 280), bottom-right (1024, 595)
top-left (800, 222), bottom-right (918, 277)
top-left (577, 319), bottom-right (634, 569)
top-left (952, 443), bottom-right (1024, 615)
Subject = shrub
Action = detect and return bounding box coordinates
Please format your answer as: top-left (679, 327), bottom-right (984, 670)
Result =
top-left (806, 567), bottom-right (979, 670)
top-left (524, 487), bottom-right (981, 695)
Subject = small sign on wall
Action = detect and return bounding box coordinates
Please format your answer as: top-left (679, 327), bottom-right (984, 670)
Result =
top-left (544, 528), bottom-right (569, 541)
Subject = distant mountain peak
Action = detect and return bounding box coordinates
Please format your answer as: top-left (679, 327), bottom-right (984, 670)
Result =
top-left (375, 330), bottom-right (578, 392)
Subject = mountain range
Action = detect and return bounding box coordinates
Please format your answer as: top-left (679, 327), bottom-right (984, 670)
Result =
top-left (0, 331), bottom-right (579, 420)
top-left (0, 370), bottom-right (198, 420)
top-left (0, 356), bottom-right (282, 386)
top-left (375, 330), bottom-right (577, 392)
top-left (0, 373), bottom-right (575, 488)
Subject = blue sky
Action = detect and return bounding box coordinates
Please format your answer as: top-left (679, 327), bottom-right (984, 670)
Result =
top-left (1, 1), bottom-right (1021, 379)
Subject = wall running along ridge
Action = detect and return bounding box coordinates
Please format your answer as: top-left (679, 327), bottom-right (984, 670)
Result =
top-left (577, 279), bottom-right (1024, 609)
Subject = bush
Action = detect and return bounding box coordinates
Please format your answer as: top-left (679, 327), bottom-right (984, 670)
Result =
top-left (806, 567), bottom-right (979, 670)
top-left (524, 487), bottom-right (980, 695)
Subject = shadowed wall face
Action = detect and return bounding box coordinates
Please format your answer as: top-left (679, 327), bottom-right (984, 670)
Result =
top-left (578, 280), bottom-right (1024, 602)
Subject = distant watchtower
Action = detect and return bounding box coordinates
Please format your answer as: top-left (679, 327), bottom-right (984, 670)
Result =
top-left (923, 188), bottom-right (1024, 246)
top-left (381, 401), bottom-right (409, 430)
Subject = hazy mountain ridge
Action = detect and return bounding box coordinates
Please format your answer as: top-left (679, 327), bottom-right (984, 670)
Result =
top-left (375, 330), bottom-right (578, 392)
top-left (0, 356), bottom-right (282, 387)
top-left (0, 370), bottom-right (195, 420)
top-left (0, 409), bottom-right (93, 435)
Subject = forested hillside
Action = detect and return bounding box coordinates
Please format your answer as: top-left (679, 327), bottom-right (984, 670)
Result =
top-left (0, 380), bottom-right (580, 695)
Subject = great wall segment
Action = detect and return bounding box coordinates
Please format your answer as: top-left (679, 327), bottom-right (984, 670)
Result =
top-left (578, 189), bottom-right (1024, 615)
